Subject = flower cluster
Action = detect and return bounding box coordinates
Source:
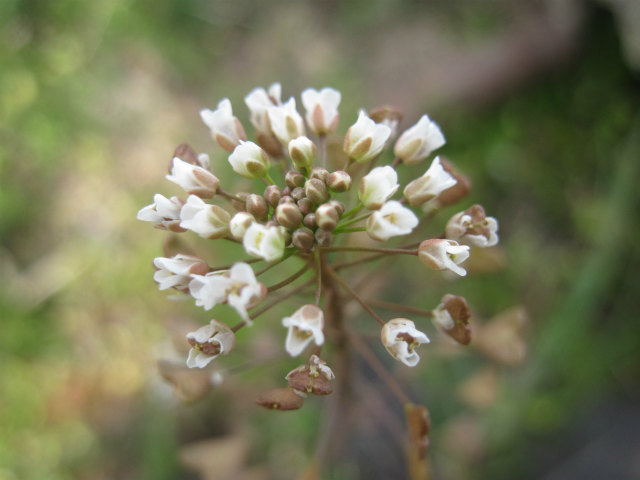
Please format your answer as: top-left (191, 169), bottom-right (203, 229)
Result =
top-left (138, 83), bottom-right (499, 409)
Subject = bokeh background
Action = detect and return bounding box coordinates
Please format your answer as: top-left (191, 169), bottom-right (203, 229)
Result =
top-left (1, 0), bottom-right (639, 479)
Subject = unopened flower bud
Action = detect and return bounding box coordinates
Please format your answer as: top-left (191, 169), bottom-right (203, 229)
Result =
top-left (166, 157), bottom-right (219, 199)
top-left (404, 156), bottom-right (457, 207)
top-left (255, 387), bottom-right (304, 410)
top-left (264, 185), bottom-right (282, 207)
top-left (328, 200), bottom-right (345, 216)
top-left (310, 167), bottom-right (329, 184)
top-left (303, 213), bottom-right (316, 228)
top-left (200, 98), bottom-right (247, 152)
top-left (256, 131), bottom-right (283, 157)
top-left (279, 195), bottom-right (295, 205)
top-left (275, 202), bottom-right (303, 229)
top-left (228, 141), bottom-right (270, 178)
top-left (229, 212), bottom-right (255, 240)
top-left (394, 114), bottom-right (445, 165)
top-left (245, 193), bottom-right (269, 221)
top-left (327, 170), bottom-right (352, 193)
top-left (285, 170), bottom-right (306, 189)
top-left (315, 228), bottom-right (332, 247)
top-left (305, 178), bottom-right (329, 204)
top-left (380, 318), bottom-right (430, 367)
top-left (301, 87), bottom-right (341, 135)
top-left (432, 294), bottom-right (471, 345)
top-left (288, 136), bottom-right (317, 169)
top-left (370, 106), bottom-right (403, 145)
top-left (231, 192), bottom-right (249, 211)
top-left (297, 197), bottom-right (314, 214)
top-left (446, 204), bottom-right (499, 247)
top-left (343, 110), bottom-right (391, 163)
top-left (172, 143), bottom-right (199, 167)
top-left (418, 239), bottom-right (470, 277)
top-left (291, 187), bottom-right (306, 201)
top-left (315, 203), bottom-right (340, 231)
top-left (292, 227), bottom-right (315, 252)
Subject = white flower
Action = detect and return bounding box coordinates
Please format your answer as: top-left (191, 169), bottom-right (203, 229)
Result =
top-left (153, 254), bottom-right (209, 291)
top-left (282, 304), bottom-right (324, 356)
top-left (243, 223), bottom-right (286, 262)
top-left (136, 194), bottom-right (185, 232)
top-left (228, 141), bottom-right (270, 178)
top-left (186, 319), bottom-right (235, 368)
top-left (267, 98), bottom-right (306, 146)
top-left (179, 195), bottom-right (231, 239)
top-left (394, 114), bottom-right (445, 165)
top-left (380, 318), bottom-right (430, 367)
top-left (343, 110), bottom-right (391, 163)
top-left (359, 165), bottom-right (399, 210)
top-left (229, 212), bottom-right (255, 240)
top-left (245, 83), bottom-right (282, 133)
top-left (200, 98), bottom-right (247, 152)
top-left (366, 200), bottom-right (419, 241)
top-left (301, 87), bottom-right (341, 135)
top-left (418, 239), bottom-right (470, 277)
top-left (403, 156), bottom-right (457, 207)
top-left (166, 157), bottom-right (219, 198)
top-left (189, 262), bottom-right (266, 323)
top-left (288, 136), bottom-right (317, 169)
top-left (445, 204), bottom-right (499, 247)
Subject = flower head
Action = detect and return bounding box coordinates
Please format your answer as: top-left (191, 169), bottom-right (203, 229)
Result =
top-left (267, 98), bottom-right (305, 146)
top-left (301, 87), bottom-right (341, 135)
top-left (282, 304), bottom-right (325, 356)
top-left (179, 195), bottom-right (230, 239)
top-left (286, 354), bottom-right (335, 395)
top-left (403, 156), bottom-right (457, 207)
top-left (137, 194), bottom-right (185, 232)
top-left (166, 157), bottom-right (219, 198)
top-left (243, 223), bottom-right (286, 262)
top-left (394, 114), bottom-right (445, 165)
top-left (343, 111), bottom-right (391, 163)
top-left (359, 165), bottom-right (399, 210)
top-left (366, 200), bottom-right (419, 241)
top-left (245, 83), bottom-right (282, 133)
top-left (153, 254), bottom-right (209, 291)
top-left (418, 239), bottom-right (470, 276)
top-left (186, 319), bottom-right (235, 368)
top-left (380, 318), bottom-right (430, 367)
top-left (446, 204), bottom-right (499, 247)
top-left (189, 262), bottom-right (266, 323)
top-left (200, 98), bottom-right (247, 152)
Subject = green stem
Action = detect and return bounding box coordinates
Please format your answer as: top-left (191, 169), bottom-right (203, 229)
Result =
top-left (254, 250), bottom-right (295, 276)
top-left (267, 263), bottom-right (310, 293)
top-left (336, 213), bottom-right (370, 229)
top-left (333, 227), bottom-right (366, 234)
top-left (321, 246), bottom-right (418, 256)
top-left (341, 202), bottom-right (364, 220)
top-left (264, 172), bottom-right (276, 185)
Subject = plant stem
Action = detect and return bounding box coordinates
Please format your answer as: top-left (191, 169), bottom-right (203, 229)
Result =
top-left (333, 227), bottom-right (367, 234)
top-left (342, 325), bottom-right (412, 405)
top-left (318, 133), bottom-right (327, 168)
top-left (324, 266), bottom-right (385, 326)
top-left (267, 262), bottom-right (310, 293)
top-left (341, 202), bottom-right (364, 219)
top-left (321, 245), bottom-right (418, 256)
top-left (336, 212), bottom-right (369, 229)
top-left (264, 173), bottom-right (276, 185)
top-left (365, 299), bottom-right (433, 318)
top-left (209, 257), bottom-right (263, 272)
top-left (314, 249), bottom-right (322, 306)
top-left (253, 250), bottom-right (295, 276)
top-left (217, 188), bottom-right (245, 203)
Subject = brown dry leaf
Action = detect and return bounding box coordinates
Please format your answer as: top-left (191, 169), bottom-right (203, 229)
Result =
top-left (457, 366), bottom-right (500, 410)
top-left (404, 403), bottom-right (431, 480)
top-left (179, 434), bottom-right (248, 480)
top-left (474, 306), bottom-right (528, 366)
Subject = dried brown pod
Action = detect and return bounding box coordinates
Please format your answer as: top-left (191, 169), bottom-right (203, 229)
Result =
top-left (255, 387), bottom-right (304, 411)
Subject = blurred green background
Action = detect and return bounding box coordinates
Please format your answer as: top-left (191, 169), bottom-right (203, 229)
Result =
top-left (1, 0), bottom-right (639, 479)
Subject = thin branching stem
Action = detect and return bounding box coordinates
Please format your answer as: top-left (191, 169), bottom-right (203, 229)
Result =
top-left (267, 262), bottom-right (310, 293)
top-left (321, 245), bottom-right (417, 256)
top-left (324, 266), bottom-right (385, 326)
top-left (336, 212), bottom-right (369, 229)
top-left (217, 189), bottom-right (245, 203)
top-left (253, 250), bottom-right (295, 276)
top-left (365, 298), bottom-right (434, 318)
top-left (341, 202), bottom-right (364, 220)
top-left (209, 257), bottom-right (263, 272)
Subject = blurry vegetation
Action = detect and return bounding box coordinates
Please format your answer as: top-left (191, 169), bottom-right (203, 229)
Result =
top-left (1, 1), bottom-right (639, 479)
